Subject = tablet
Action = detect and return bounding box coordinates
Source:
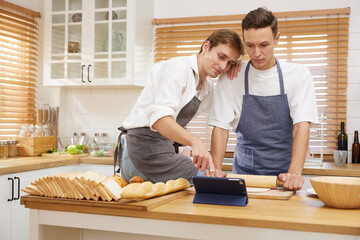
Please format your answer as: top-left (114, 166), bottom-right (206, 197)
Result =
top-left (192, 176), bottom-right (248, 206)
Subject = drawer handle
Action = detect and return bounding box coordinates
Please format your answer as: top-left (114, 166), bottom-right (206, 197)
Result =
top-left (14, 177), bottom-right (20, 200)
top-left (81, 65), bottom-right (86, 83)
top-left (7, 177), bottom-right (14, 201)
top-left (87, 64), bottom-right (92, 83)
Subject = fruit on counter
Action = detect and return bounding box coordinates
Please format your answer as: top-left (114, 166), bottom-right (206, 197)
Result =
top-left (67, 145), bottom-right (78, 155)
top-left (45, 144), bottom-right (85, 155)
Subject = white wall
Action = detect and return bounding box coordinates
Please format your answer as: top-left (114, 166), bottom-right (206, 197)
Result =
top-left (8, 0), bottom-right (360, 160)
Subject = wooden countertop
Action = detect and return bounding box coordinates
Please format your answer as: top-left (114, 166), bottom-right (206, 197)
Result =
top-left (303, 162), bottom-right (360, 177)
top-left (21, 191), bottom-right (360, 236)
top-left (0, 155), bottom-right (112, 175)
top-left (1, 155), bottom-right (360, 177)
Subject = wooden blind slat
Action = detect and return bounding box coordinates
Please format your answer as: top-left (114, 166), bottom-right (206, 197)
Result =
top-left (155, 17), bottom-right (349, 32)
top-left (0, 31), bottom-right (38, 46)
top-left (153, 7), bottom-right (350, 25)
top-left (0, 78), bottom-right (37, 88)
top-left (0, 13), bottom-right (39, 30)
top-left (0, 55), bottom-right (38, 67)
top-left (1, 25), bottom-right (39, 42)
top-left (0, 8), bottom-right (39, 24)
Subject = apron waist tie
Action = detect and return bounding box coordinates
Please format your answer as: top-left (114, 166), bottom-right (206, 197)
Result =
top-left (114, 127), bottom-right (127, 175)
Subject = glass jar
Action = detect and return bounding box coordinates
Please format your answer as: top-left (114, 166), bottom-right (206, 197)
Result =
top-left (0, 140), bottom-right (9, 158)
top-left (94, 133), bottom-right (105, 145)
top-left (20, 124), bottom-right (34, 137)
top-left (8, 140), bottom-right (17, 157)
top-left (33, 125), bottom-right (42, 137)
top-left (19, 125), bottom-right (28, 137)
top-left (104, 143), bottom-right (114, 157)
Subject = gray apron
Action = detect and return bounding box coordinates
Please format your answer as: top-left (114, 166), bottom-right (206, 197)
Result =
top-left (233, 59), bottom-right (293, 175)
top-left (114, 96), bottom-right (201, 182)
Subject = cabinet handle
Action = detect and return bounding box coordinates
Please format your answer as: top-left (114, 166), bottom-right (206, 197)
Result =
top-left (7, 177), bottom-right (14, 201)
top-left (87, 64), bottom-right (91, 83)
top-left (14, 177), bottom-right (20, 201)
top-left (81, 65), bottom-right (86, 83)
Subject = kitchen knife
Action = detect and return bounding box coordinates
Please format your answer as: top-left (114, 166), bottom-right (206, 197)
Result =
top-left (49, 107), bottom-right (53, 135)
top-left (42, 107), bottom-right (46, 125)
top-left (226, 174), bottom-right (283, 189)
top-left (54, 106), bottom-right (59, 136)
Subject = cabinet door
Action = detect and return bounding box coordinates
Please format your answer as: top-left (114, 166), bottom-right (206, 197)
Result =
top-left (0, 174), bottom-right (12, 240)
top-left (44, 0), bottom-right (85, 86)
top-left (90, 0), bottom-right (130, 85)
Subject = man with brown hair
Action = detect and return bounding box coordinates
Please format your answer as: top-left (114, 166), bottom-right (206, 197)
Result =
top-left (115, 29), bottom-right (244, 183)
top-left (208, 8), bottom-right (319, 190)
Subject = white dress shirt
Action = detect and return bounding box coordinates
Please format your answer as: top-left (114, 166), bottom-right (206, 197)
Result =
top-left (209, 60), bottom-right (319, 131)
top-left (123, 54), bottom-right (213, 130)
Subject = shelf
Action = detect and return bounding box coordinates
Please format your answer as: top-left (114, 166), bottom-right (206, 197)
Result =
top-left (95, 19), bottom-right (127, 24)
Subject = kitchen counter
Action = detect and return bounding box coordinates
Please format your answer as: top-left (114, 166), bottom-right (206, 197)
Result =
top-left (1, 156), bottom-right (360, 177)
top-left (22, 190), bottom-right (360, 240)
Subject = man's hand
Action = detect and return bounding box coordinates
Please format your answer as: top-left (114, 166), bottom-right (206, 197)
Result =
top-left (191, 139), bottom-right (215, 173)
top-left (204, 168), bottom-right (226, 177)
top-left (227, 60), bottom-right (242, 80)
top-left (278, 173), bottom-right (304, 191)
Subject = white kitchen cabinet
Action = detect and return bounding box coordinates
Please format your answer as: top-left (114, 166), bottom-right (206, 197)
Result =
top-left (0, 165), bottom-right (77, 240)
top-left (43, 0), bottom-right (154, 87)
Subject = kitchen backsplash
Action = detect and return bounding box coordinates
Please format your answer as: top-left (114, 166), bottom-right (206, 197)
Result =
top-left (59, 87), bottom-right (142, 142)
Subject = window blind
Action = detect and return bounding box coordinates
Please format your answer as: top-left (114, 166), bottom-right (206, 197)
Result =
top-left (0, 0), bottom-right (40, 136)
top-left (153, 8), bottom-right (350, 155)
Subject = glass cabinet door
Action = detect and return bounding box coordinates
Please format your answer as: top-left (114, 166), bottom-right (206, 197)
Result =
top-left (51, 0), bottom-right (83, 81)
top-left (93, 0), bottom-right (127, 82)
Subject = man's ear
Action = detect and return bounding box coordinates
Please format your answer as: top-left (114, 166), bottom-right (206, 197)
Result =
top-left (274, 32), bottom-right (281, 45)
top-left (202, 41), bottom-right (211, 52)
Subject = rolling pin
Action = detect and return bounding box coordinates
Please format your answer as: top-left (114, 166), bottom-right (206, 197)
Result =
top-left (226, 174), bottom-right (283, 189)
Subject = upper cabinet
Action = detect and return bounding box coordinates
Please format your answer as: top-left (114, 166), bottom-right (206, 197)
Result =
top-left (43, 0), bottom-right (154, 86)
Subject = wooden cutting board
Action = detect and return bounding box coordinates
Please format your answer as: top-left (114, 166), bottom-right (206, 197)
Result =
top-left (21, 190), bottom-right (188, 211)
top-left (186, 187), bottom-right (295, 200)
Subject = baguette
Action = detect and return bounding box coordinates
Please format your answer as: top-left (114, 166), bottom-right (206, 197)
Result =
top-left (121, 178), bottom-right (190, 199)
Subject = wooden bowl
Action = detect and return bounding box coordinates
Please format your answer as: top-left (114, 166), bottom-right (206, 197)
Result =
top-left (310, 176), bottom-right (360, 209)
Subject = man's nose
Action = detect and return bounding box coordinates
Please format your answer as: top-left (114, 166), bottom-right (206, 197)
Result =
top-left (255, 47), bottom-right (261, 57)
top-left (220, 61), bottom-right (227, 71)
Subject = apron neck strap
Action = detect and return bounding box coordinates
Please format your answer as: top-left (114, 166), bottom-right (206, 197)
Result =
top-left (244, 58), bottom-right (285, 95)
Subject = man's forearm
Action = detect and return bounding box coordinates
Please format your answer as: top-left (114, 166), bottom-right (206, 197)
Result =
top-left (288, 122), bottom-right (310, 175)
top-left (210, 127), bottom-right (229, 170)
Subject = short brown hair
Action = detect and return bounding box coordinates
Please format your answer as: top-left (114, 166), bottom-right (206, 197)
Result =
top-left (199, 29), bottom-right (244, 56)
top-left (242, 7), bottom-right (278, 38)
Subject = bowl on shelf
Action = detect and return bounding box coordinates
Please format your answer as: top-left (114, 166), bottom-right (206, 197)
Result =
top-left (310, 176), bottom-right (360, 209)
top-left (68, 42), bottom-right (80, 53)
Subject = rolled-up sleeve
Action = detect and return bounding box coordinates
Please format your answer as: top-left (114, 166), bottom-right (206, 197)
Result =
top-left (145, 60), bottom-right (188, 130)
top-left (208, 75), bottom-right (235, 131)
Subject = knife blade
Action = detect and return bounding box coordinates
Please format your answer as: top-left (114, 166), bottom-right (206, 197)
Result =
top-left (49, 107), bottom-right (53, 135)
